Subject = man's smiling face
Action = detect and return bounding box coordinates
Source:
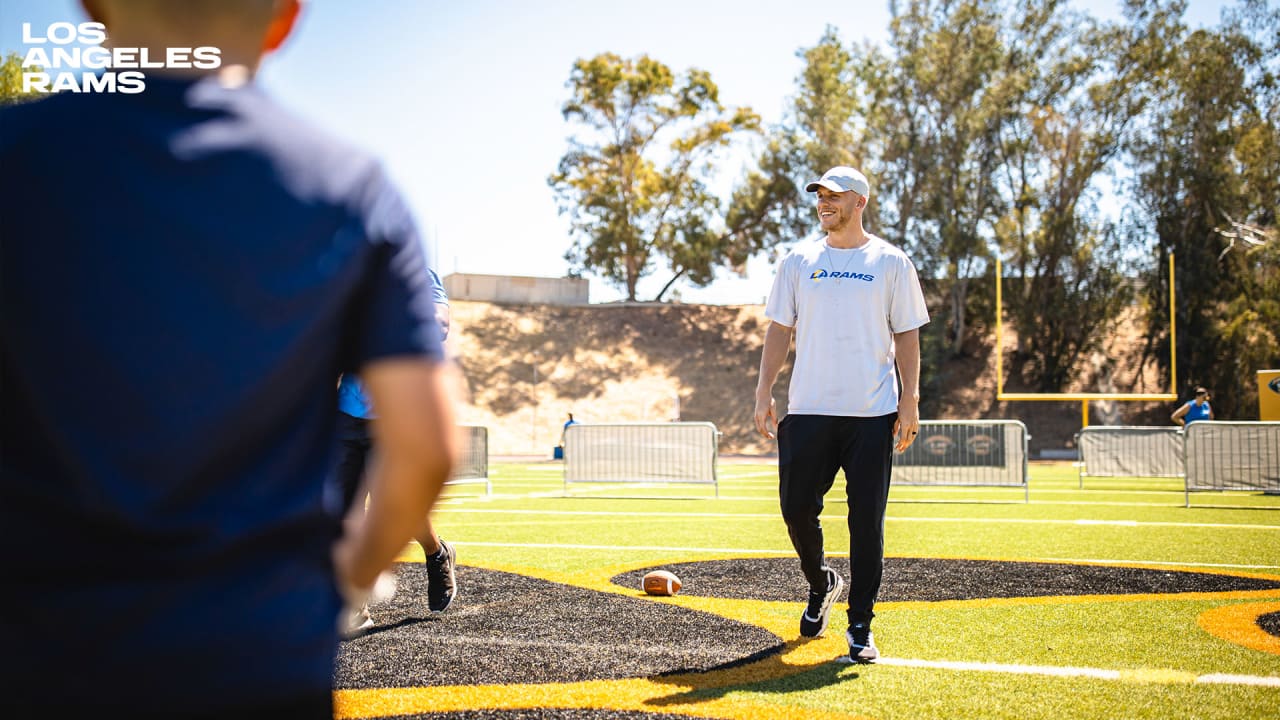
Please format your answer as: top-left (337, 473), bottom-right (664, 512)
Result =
top-left (815, 186), bottom-right (861, 232)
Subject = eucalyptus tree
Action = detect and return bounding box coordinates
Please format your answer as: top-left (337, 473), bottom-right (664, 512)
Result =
top-left (549, 53), bottom-right (761, 301)
top-left (1128, 0), bottom-right (1280, 417)
top-left (988, 0), bottom-right (1181, 390)
top-left (767, 5), bottom-right (1013, 405)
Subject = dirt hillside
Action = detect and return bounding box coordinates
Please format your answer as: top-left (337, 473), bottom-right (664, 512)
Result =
top-left (445, 301), bottom-right (1168, 457)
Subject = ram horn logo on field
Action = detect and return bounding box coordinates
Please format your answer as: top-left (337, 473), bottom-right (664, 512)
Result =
top-left (1269, 376), bottom-right (1280, 395)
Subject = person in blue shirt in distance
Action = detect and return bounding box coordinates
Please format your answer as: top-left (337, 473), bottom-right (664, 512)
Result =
top-left (1172, 386), bottom-right (1214, 427)
top-left (337, 268), bottom-right (459, 633)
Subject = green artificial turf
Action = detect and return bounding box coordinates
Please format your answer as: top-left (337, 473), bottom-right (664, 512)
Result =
top-left (416, 459), bottom-right (1280, 719)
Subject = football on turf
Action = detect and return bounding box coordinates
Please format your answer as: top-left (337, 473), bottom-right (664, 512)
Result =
top-left (642, 569), bottom-right (682, 596)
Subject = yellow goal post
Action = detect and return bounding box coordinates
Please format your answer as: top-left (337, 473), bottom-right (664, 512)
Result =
top-left (995, 254), bottom-right (1178, 428)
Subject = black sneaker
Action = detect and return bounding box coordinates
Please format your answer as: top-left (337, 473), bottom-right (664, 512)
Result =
top-left (847, 622), bottom-right (878, 663)
top-left (799, 567), bottom-right (844, 637)
top-left (426, 539), bottom-right (457, 613)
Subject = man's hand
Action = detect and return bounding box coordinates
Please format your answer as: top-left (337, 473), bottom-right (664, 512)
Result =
top-left (893, 396), bottom-right (920, 452)
top-left (754, 393), bottom-right (778, 440)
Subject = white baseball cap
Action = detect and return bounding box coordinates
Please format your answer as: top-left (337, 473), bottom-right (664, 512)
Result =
top-left (805, 166), bottom-right (870, 198)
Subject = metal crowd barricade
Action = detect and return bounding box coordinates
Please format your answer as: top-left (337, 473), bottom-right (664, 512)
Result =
top-left (447, 424), bottom-right (490, 495)
top-left (1075, 426), bottom-right (1184, 488)
top-left (892, 419), bottom-right (1030, 502)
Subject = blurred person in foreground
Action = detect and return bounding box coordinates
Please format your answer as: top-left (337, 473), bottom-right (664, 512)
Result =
top-left (0, 1), bottom-right (457, 717)
top-left (753, 166), bottom-right (929, 664)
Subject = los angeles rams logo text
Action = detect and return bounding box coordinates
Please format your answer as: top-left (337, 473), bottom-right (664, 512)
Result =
top-left (810, 269), bottom-right (874, 282)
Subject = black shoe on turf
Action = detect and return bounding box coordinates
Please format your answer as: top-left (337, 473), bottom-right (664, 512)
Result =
top-left (847, 622), bottom-right (879, 663)
top-left (799, 566), bottom-right (844, 637)
top-left (426, 539), bottom-right (457, 613)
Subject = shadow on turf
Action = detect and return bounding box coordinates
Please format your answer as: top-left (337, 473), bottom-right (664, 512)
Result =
top-left (644, 640), bottom-right (859, 708)
top-left (347, 613), bottom-right (446, 640)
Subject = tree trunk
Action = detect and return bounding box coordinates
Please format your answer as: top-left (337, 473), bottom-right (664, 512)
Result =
top-left (625, 252), bottom-right (639, 302)
top-left (950, 276), bottom-right (968, 356)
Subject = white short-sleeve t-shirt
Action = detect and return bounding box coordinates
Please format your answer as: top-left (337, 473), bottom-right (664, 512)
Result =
top-left (765, 234), bottom-right (930, 417)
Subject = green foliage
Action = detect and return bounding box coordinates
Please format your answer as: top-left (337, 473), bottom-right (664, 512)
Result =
top-left (761, 0), bottom-right (1276, 404)
top-left (549, 53), bottom-right (762, 301)
top-left (0, 51), bottom-right (42, 106)
top-left (764, 2), bottom-right (1146, 401)
top-left (993, 2), bottom-right (1173, 390)
top-left (793, 26), bottom-right (863, 174)
top-left (1128, 0), bottom-right (1280, 418)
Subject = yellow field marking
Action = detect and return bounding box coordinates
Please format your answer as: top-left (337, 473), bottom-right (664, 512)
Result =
top-left (348, 551), bottom-right (1280, 719)
top-left (335, 681), bottom-right (873, 720)
top-left (394, 543), bottom-right (425, 563)
top-left (339, 554), bottom-right (865, 719)
top-left (1198, 601), bottom-right (1280, 656)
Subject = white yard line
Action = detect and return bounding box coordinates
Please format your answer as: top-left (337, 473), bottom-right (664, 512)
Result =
top-left (453, 540), bottom-right (795, 554)
top-left (1028, 556), bottom-right (1280, 571)
top-left (435, 507), bottom-right (1280, 532)
top-left (872, 656), bottom-right (1119, 679)
top-left (447, 540), bottom-right (1280, 570)
top-left (1196, 673), bottom-right (1280, 687)
top-left (872, 657), bottom-right (1280, 688)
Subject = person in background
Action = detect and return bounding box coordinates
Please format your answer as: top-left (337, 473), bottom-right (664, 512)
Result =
top-left (1, 1), bottom-right (457, 716)
top-left (557, 412), bottom-right (579, 459)
top-left (561, 412), bottom-right (578, 445)
top-left (338, 268), bottom-right (458, 634)
top-left (1171, 386), bottom-right (1214, 427)
top-left (753, 166), bottom-right (929, 664)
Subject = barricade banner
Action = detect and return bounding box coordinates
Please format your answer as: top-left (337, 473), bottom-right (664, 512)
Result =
top-left (898, 422), bottom-right (1006, 467)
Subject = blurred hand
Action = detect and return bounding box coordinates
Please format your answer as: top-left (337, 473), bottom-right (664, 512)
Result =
top-left (332, 507), bottom-right (399, 611)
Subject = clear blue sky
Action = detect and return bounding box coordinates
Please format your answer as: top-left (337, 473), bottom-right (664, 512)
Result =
top-left (1, 1), bottom-right (1228, 304)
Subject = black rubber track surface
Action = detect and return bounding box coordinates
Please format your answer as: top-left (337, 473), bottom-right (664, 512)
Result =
top-left (1259, 610), bottom-right (1280, 639)
top-left (337, 560), bottom-right (1279, 691)
top-left (611, 557), bottom-right (1280, 603)
top-left (335, 566), bottom-right (782, 690)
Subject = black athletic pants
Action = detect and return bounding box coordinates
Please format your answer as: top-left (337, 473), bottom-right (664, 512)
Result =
top-left (335, 411), bottom-right (373, 512)
top-left (778, 412), bottom-right (896, 626)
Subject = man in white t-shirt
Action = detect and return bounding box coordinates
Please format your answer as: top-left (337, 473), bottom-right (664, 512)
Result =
top-left (753, 166), bottom-right (929, 663)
